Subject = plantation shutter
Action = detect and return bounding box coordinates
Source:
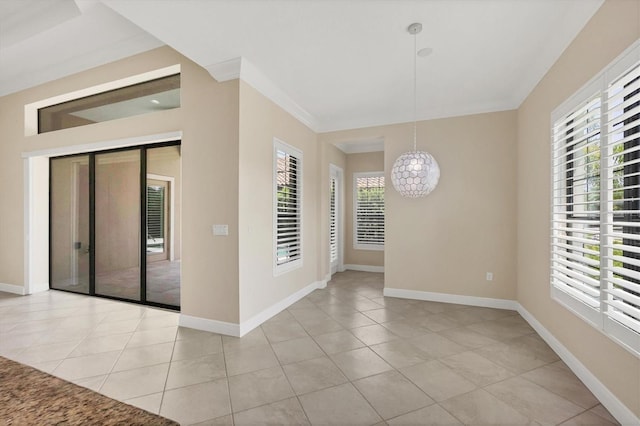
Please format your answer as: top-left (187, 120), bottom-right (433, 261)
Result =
top-left (147, 186), bottom-right (164, 239)
top-left (355, 173), bottom-right (384, 249)
top-left (603, 61), bottom-right (640, 335)
top-left (275, 143), bottom-right (302, 269)
top-left (330, 176), bottom-right (338, 263)
top-left (551, 42), bottom-right (640, 355)
top-left (551, 92), bottom-right (602, 312)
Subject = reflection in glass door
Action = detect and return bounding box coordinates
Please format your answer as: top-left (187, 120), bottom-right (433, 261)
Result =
top-left (146, 145), bottom-right (181, 306)
top-left (49, 142), bottom-right (181, 309)
top-left (50, 155), bottom-right (90, 294)
top-left (95, 149), bottom-right (141, 301)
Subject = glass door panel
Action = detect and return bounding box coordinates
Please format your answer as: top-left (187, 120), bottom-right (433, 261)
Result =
top-left (146, 145), bottom-right (181, 306)
top-left (50, 156), bottom-right (90, 294)
top-left (95, 150), bottom-right (141, 301)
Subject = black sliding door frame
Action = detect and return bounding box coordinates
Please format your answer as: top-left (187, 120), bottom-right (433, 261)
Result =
top-left (49, 140), bottom-right (181, 311)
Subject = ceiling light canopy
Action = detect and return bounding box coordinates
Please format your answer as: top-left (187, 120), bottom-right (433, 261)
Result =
top-left (391, 23), bottom-right (440, 198)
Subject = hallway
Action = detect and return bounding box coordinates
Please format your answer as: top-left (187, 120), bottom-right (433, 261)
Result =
top-left (0, 271), bottom-right (617, 425)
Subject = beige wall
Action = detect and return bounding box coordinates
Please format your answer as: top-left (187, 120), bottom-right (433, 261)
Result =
top-left (237, 81), bottom-right (320, 322)
top-left (344, 152), bottom-right (385, 268)
top-left (517, 0), bottom-right (640, 417)
top-left (0, 46), bottom-right (241, 323)
top-left (321, 110), bottom-right (518, 300)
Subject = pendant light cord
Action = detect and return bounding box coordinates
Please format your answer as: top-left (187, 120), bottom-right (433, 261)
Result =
top-left (413, 29), bottom-right (417, 152)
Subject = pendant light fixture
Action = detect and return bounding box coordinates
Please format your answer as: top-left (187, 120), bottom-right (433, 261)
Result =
top-left (391, 22), bottom-right (440, 198)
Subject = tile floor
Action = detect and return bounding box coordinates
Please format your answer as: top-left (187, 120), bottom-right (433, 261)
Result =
top-left (0, 271), bottom-right (619, 425)
top-left (52, 259), bottom-right (181, 306)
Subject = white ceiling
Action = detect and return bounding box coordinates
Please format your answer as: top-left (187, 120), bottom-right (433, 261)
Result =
top-left (0, 0), bottom-right (604, 133)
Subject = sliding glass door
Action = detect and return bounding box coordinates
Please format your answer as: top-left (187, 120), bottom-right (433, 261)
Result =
top-left (95, 149), bottom-right (141, 301)
top-left (49, 142), bottom-right (181, 309)
top-left (50, 155), bottom-right (90, 294)
top-left (146, 145), bottom-right (181, 306)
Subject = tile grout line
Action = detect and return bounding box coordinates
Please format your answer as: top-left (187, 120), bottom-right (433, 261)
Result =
top-left (155, 312), bottom-right (179, 417)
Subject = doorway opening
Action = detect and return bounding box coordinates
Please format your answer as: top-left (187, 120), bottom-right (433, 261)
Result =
top-left (49, 141), bottom-right (181, 310)
top-left (329, 164), bottom-right (344, 276)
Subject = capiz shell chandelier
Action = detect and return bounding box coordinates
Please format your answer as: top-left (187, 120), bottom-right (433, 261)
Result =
top-left (391, 22), bottom-right (440, 198)
top-left (391, 150), bottom-right (439, 198)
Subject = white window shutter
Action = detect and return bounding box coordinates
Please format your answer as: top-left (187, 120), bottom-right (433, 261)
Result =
top-left (551, 92), bottom-right (602, 311)
top-left (354, 173), bottom-right (384, 250)
top-left (330, 176), bottom-right (338, 263)
top-left (274, 139), bottom-right (302, 274)
top-left (551, 46), bottom-right (640, 355)
top-left (602, 61), bottom-right (640, 337)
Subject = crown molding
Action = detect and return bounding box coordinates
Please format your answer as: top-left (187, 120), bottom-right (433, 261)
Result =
top-left (318, 102), bottom-right (518, 134)
top-left (334, 137), bottom-right (384, 154)
top-left (205, 57), bottom-right (242, 82)
top-left (206, 57), bottom-right (319, 132)
top-left (205, 58), bottom-right (519, 136)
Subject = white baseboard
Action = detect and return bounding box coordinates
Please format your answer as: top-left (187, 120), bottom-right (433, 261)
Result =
top-left (517, 305), bottom-right (639, 426)
top-left (29, 282), bottom-right (49, 294)
top-left (0, 283), bottom-right (25, 295)
top-left (179, 314), bottom-right (241, 337)
top-left (239, 279), bottom-right (325, 336)
top-left (179, 278), bottom-right (326, 338)
top-left (344, 264), bottom-right (384, 273)
top-left (321, 274), bottom-right (330, 288)
top-left (383, 287), bottom-right (518, 310)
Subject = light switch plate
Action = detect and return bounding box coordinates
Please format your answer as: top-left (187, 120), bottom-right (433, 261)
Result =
top-left (213, 224), bottom-right (229, 236)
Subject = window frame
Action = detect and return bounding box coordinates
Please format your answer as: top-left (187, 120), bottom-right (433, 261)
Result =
top-left (25, 64), bottom-right (180, 137)
top-left (550, 40), bottom-right (640, 357)
top-left (353, 171), bottom-right (385, 251)
top-left (273, 138), bottom-right (303, 276)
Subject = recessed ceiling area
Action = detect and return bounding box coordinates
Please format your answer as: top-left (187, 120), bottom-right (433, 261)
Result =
top-left (0, 0), bottom-right (163, 97)
top-left (0, 0), bottom-right (604, 133)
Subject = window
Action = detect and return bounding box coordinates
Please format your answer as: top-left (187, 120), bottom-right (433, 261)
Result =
top-left (146, 184), bottom-right (165, 254)
top-left (38, 74), bottom-right (180, 133)
top-left (551, 42), bottom-right (640, 355)
top-left (330, 175), bottom-right (338, 263)
top-left (274, 139), bottom-right (302, 274)
top-left (354, 172), bottom-right (385, 250)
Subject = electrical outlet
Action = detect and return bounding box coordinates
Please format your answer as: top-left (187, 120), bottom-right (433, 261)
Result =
top-left (486, 272), bottom-right (493, 281)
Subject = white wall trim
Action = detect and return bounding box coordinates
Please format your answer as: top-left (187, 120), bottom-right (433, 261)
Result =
top-left (205, 57), bottom-right (319, 132)
top-left (239, 279), bottom-right (325, 336)
top-left (31, 283), bottom-right (49, 294)
top-left (178, 314), bottom-right (241, 337)
top-left (23, 132), bottom-right (183, 302)
top-left (517, 305), bottom-right (639, 426)
top-left (179, 278), bottom-right (327, 338)
top-left (24, 157), bottom-right (33, 295)
top-left (24, 65), bottom-right (181, 137)
top-left (21, 131), bottom-right (183, 159)
top-left (0, 283), bottom-right (26, 295)
top-left (383, 287), bottom-right (518, 310)
top-left (205, 57), bottom-right (242, 82)
top-left (345, 264), bottom-right (385, 273)
top-left (322, 274), bottom-right (331, 287)
top-left (334, 137), bottom-right (385, 154)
